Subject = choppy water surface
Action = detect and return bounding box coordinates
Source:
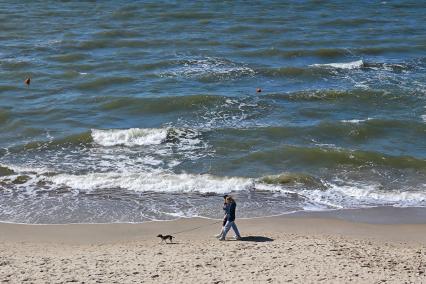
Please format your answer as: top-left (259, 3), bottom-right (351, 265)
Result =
top-left (0, 1), bottom-right (425, 223)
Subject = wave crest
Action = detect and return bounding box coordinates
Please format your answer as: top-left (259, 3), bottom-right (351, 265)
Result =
top-left (47, 170), bottom-right (257, 194)
top-left (91, 127), bottom-right (202, 147)
top-left (310, 60), bottom-right (364, 69)
top-left (91, 128), bottom-right (168, 147)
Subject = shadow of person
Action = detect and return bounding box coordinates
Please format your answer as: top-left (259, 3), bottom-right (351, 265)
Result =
top-left (239, 236), bottom-right (274, 242)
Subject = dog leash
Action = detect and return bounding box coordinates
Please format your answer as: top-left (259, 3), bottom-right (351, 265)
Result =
top-left (168, 220), bottom-right (222, 235)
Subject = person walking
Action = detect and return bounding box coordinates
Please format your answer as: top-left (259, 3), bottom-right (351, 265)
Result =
top-left (219, 196), bottom-right (241, 241)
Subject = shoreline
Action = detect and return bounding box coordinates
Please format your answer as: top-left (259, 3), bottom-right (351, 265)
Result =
top-left (2, 205), bottom-right (426, 226)
top-left (2, 207), bottom-right (426, 245)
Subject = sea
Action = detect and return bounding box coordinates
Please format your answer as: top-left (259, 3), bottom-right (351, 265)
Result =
top-left (0, 1), bottom-right (425, 223)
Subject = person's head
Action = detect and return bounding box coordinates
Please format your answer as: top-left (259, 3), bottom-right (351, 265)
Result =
top-left (223, 194), bottom-right (228, 200)
top-left (225, 196), bottom-right (234, 204)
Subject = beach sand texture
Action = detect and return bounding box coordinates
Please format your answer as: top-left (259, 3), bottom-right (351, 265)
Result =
top-left (1, 216), bottom-right (426, 283)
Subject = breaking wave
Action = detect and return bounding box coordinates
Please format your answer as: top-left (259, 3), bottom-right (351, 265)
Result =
top-left (2, 164), bottom-right (426, 210)
top-left (91, 127), bottom-right (203, 148)
top-left (91, 128), bottom-right (168, 147)
top-left (309, 60), bottom-right (412, 72)
top-left (302, 180), bottom-right (426, 208)
top-left (310, 60), bottom-right (364, 69)
top-left (47, 170), bottom-right (257, 194)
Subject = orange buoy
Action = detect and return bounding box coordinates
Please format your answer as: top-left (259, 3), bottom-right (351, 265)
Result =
top-left (24, 77), bottom-right (31, 87)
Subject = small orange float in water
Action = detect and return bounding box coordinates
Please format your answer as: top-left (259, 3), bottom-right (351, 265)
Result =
top-left (24, 77), bottom-right (31, 87)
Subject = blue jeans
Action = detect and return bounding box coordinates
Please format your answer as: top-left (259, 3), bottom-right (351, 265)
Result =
top-left (221, 221), bottom-right (241, 239)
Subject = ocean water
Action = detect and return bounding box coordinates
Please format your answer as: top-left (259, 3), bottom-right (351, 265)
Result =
top-left (0, 1), bottom-right (425, 223)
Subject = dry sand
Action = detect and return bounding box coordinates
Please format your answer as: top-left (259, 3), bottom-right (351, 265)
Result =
top-left (1, 214), bottom-right (426, 283)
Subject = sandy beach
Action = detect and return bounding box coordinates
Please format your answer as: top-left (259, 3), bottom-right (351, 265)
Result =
top-left (1, 209), bottom-right (426, 283)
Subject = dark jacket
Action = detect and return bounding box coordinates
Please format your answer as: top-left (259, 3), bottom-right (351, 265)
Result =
top-left (226, 202), bottom-right (236, 222)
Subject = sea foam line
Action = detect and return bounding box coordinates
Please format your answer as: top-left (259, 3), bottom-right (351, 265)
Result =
top-left (310, 60), bottom-right (364, 70)
top-left (341, 118), bottom-right (373, 124)
top-left (47, 170), bottom-right (260, 194)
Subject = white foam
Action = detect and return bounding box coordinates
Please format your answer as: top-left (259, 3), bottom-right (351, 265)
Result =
top-left (300, 181), bottom-right (426, 208)
top-left (47, 170), bottom-right (263, 194)
top-left (91, 128), bottom-right (168, 147)
top-left (160, 57), bottom-right (255, 79)
top-left (421, 114), bottom-right (426, 123)
top-left (310, 60), bottom-right (364, 70)
top-left (4, 162), bottom-right (426, 210)
top-left (341, 117), bottom-right (372, 124)
top-left (141, 156), bottom-right (163, 166)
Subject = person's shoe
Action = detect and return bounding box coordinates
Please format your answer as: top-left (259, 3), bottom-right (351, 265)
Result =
top-left (233, 236), bottom-right (242, 240)
top-left (218, 237), bottom-right (225, 241)
top-left (215, 234), bottom-right (222, 239)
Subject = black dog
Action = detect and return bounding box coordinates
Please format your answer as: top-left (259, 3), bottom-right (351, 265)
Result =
top-left (157, 234), bottom-right (174, 244)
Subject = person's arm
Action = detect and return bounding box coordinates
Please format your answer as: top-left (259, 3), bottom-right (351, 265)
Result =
top-left (222, 215), bottom-right (227, 226)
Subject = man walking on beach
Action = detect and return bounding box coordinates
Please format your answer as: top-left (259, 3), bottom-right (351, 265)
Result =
top-left (219, 196), bottom-right (241, 241)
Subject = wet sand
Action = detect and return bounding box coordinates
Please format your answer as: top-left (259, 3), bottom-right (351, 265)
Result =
top-left (1, 210), bottom-right (426, 283)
